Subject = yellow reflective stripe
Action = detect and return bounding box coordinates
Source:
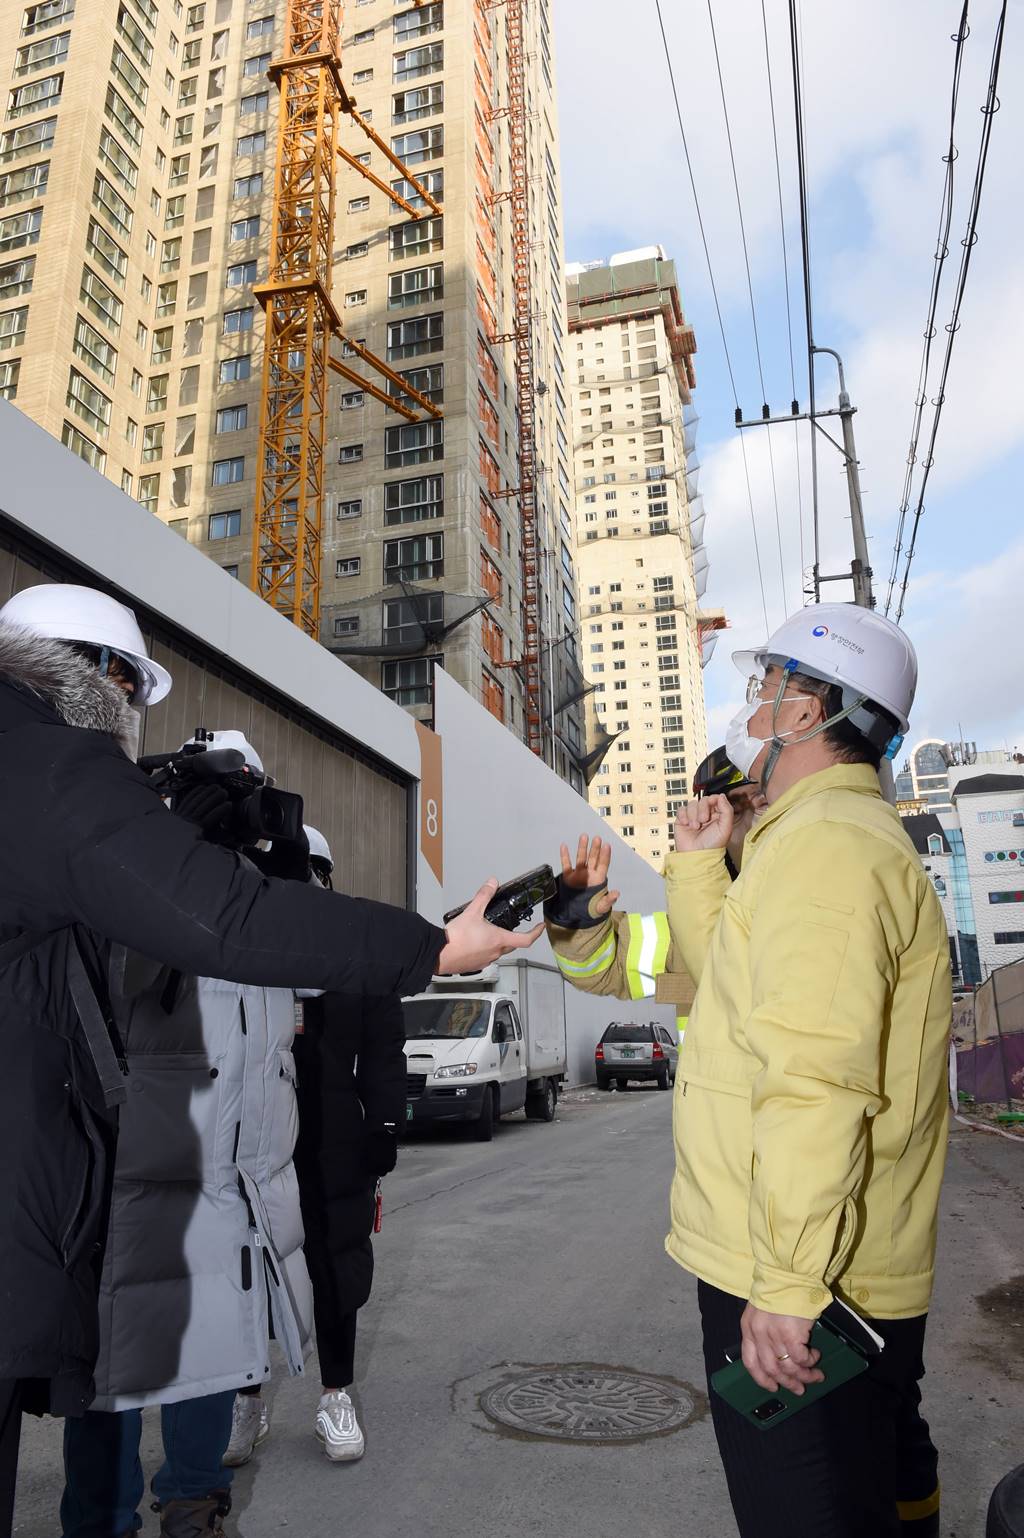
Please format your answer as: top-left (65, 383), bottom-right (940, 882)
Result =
top-left (555, 931), bottom-right (616, 980)
top-left (625, 913), bottom-right (670, 999)
top-left (896, 1487), bottom-right (940, 1522)
top-left (676, 1015), bottom-right (688, 1038)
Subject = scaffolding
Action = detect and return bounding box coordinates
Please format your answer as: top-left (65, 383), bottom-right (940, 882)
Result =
top-left (252, 0), bottom-right (444, 639)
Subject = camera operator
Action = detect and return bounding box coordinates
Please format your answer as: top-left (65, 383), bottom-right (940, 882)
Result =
top-left (60, 729), bottom-right (318, 1538)
top-left (0, 583), bottom-right (540, 1533)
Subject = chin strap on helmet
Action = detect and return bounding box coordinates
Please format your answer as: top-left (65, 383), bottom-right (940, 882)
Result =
top-left (758, 657), bottom-right (872, 792)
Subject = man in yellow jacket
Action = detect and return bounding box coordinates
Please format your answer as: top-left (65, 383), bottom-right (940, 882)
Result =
top-left (547, 604), bottom-right (950, 1538)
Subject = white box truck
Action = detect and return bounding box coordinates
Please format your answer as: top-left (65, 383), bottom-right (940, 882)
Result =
top-left (402, 959), bottom-right (568, 1141)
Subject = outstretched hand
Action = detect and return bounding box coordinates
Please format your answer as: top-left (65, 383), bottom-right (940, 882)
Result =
top-left (559, 836), bottom-right (619, 916)
top-left (436, 878), bottom-right (544, 975)
top-left (674, 794), bottom-right (734, 854)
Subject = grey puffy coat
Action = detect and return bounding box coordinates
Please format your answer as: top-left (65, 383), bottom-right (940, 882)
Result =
top-left (90, 956), bottom-right (312, 1410)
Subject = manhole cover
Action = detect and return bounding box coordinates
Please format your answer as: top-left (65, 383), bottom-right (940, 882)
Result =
top-left (477, 1364), bottom-right (701, 1444)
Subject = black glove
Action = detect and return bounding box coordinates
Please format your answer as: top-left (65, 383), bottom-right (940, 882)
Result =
top-left (361, 1128), bottom-right (398, 1178)
top-left (173, 783), bottom-right (233, 839)
top-left (543, 874), bottom-right (610, 930)
top-left (245, 828), bottom-right (311, 883)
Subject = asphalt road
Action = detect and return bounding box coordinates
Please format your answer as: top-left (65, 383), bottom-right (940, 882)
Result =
top-left (15, 1091), bottom-right (1024, 1538)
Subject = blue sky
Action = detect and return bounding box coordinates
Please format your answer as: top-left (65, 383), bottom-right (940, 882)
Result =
top-left (554, 0), bottom-right (1022, 759)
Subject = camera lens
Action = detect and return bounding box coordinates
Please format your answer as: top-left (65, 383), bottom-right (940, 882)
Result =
top-left (752, 1398), bottom-right (787, 1422)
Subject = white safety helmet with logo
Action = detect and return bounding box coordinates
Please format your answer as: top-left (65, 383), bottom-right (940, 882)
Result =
top-left (0, 583), bottom-right (173, 706)
top-left (181, 727), bottom-right (264, 775)
top-left (728, 603), bottom-right (917, 788)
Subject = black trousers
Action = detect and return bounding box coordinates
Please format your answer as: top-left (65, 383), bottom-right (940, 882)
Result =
top-left (698, 1282), bottom-right (940, 1538)
top-left (303, 1186), bottom-right (377, 1390)
top-left (0, 1381), bottom-right (22, 1538)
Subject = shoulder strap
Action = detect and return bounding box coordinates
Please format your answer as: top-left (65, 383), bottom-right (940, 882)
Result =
top-left (0, 926), bottom-right (128, 1108)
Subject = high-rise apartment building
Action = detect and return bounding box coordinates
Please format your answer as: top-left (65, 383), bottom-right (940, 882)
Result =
top-left (565, 249), bottom-right (721, 868)
top-left (0, 0), bottom-right (583, 781)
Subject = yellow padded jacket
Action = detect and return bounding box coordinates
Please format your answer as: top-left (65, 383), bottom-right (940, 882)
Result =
top-left (549, 764), bottom-right (952, 1320)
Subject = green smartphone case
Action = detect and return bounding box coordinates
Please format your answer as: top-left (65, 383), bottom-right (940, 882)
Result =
top-left (710, 1319), bottom-right (870, 1430)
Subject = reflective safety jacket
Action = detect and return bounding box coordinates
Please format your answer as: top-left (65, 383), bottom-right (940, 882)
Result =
top-left (547, 908), bottom-right (695, 1031)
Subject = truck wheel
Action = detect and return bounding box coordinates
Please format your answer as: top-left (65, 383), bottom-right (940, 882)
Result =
top-left (526, 1078), bottom-right (557, 1122)
top-left (656, 1066), bottom-right (671, 1091)
top-left (596, 1073), bottom-right (611, 1092)
top-left (473, 1085), bottom-right (495, 1142)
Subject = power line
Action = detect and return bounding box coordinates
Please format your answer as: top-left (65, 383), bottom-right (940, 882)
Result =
top-left (884, 2), bottom-right (971, 616)
top-left (759, 0), bottom-right (807, 595)
top-left (787, 0), bottom-right (820, 599)
top-left (706, 0), bottom-right (789, 617)
top-left (894, 0), bottom-right (1007, 623)
top-left (654, 0), bottom-right (770, 637)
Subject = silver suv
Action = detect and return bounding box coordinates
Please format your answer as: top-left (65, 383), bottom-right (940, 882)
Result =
top-left (595, 1022), bottom-right (678, 1091)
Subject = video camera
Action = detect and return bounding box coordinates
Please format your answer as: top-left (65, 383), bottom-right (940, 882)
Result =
top-left (139, 730), bottom-right (304, 848)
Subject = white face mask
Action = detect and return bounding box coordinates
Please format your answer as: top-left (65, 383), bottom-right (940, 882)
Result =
top-left (120, 706), bottom-right (142, 763)
top-left (725, 693), bottom-right (814, 781)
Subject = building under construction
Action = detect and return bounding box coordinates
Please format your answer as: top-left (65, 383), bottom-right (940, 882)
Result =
top-left (0, 0), bottom-right (585, 782)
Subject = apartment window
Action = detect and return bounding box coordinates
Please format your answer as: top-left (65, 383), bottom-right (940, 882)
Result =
top-left (14, 30), bottom-right (70, 78)
top-left (141, 421), bottom-right (163, 461)
top-left (394, 2), bottom-right (443, 39)
top-left (22, 0), bottom-right (76, 34)
top-left (393, 43), bottom-right (443, 83)
top-left (336, 556), bottom-right (361, 577)
top-left (173, 114), bottom-right (194, 146)
top-left (231, 215), bottom-right (260, 241)
top-left (174, 413), bottom-right (195, 455)
top-left (246, 16), bottom-right (273, 41)
top-left (382, 656), bottom-right (437, 707)
top-left (219, 354), bottom-right (251, 382)
top-left (389, 168), bottom-right (442, 212)
top-left (62, 419), bottom-right (106, 472)
top-left (66, 367), bottom-right (111, 435)
top-left (111, 43), bottom-right (147, 111)
top-left (344, 289), bottom-right (367, 307)
top-left (384, 419), bottom-right (442, 467)
top-left (237, 131), bottom-right (266, 157)
top-left (352, 68), bottom-right (373, 85)
top-left (346, 242), bottom-right (368, 260)
top-left (234, 173), bottom-right (263, 198)
top-left (386, 311), bottom-right (442, 360)
top-left (341, 390), bottom-right (364, 409)
top-left (178, 74), bottom-right (197, 108)
top-left (0, 305), bottom-right (28, 351)
top-left (337, 498), bottom-right (362, 520)
top-left (142, 373), bottom-right (167, 413)
top-left (382, 593), bottom-right (442, 646)
top-left (0, 160), bottom-right (48, 209)
top-left (160, 236), bottom-right (182, 273)
top-left (388, 261), bottom-right (442, 308)
top-left (226, 260), bottom-right (257, 287)
top-left (395, 363), bottom-right (443, 407)
top-left (392, 84), bottom-right (443, 125)
top-left (223, 306), bottom-right (254, 333)
top-left (339, 442), bottom-right (363, 463)
top-left (72, 313), bottom-right (118, 384)
top-left (348, 196), bottom-right (370, 214)
top-left (244, 52), bottom-right (271, 76)
top-left (333, 615), bottom-right (360, 637)
top-left (208, 509), bottom-right (241, 539)
top-left (163, 194), bottom-right (186, 229)
top-left (212, 456), bottom-right (244, 485)
top-left (0, 117), bottom-right (57, 166)
top-left (216, 403), bottom-right (247, 432)
top-left (384, 473), bottom-right (442, 524)
top-left (353, 27), bottom-right (374, 44)
top-left (383, 532), bottom-right (443, 582)
top-left (390, 129), bottom-right (443, 174)
top-left (0, 256), bottom-right (34, 303)
top-left (11, 71), bottom-right (65, 124)
top-left (389, 215), bottom-right (442, 260)
top-left (82, 220), bottom-right (129, 288)
top-left (240, 90), bottom-right (269, 116)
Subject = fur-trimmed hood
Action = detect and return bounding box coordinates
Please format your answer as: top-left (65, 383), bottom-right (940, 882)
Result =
top-left (0, 621), bottom-right (139, 756)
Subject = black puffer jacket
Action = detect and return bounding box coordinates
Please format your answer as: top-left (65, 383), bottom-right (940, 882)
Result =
top-left (293, 993), bottom-right (407, 1314)
top-left (0, 625), bottom-right (444, 1415)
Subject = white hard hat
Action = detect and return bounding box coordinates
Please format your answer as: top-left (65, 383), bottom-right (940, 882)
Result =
top-left (182, 728), bottom-right (264, 775)
top-left (304, 824), bottom-right (334, 870)
top-left (0, 583), bottom-right (172, 706)
top-left (733, 603), bottom-right (917, 734)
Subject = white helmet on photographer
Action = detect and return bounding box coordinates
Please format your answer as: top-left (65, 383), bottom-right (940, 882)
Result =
top-left (181, 728), bottom-right (264, 775)
top-left (731, 603), bottom-right (917, 786)
top-left (0, 583), bottom-right (173, 706)
top-left (304, 824), bottom-right (334, 888)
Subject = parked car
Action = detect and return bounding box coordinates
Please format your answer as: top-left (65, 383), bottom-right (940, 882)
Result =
top-left (595, 1022), bottom-right (678, 1091)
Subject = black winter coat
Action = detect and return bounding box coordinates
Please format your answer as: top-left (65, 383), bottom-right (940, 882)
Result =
top-left (0, 627), bottom-right (444, 1414)
top-left (293, 993), bottom-right (406, 1317)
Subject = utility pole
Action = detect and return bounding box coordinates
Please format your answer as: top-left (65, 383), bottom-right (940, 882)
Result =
top-left (736, 347), bottom-right (899, 801)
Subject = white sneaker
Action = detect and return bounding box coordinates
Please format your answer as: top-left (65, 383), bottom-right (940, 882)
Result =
top-left (315, 1390), bottom-right (365, 1462)
top-left (222, 1392), bottom-right (270, 1467)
